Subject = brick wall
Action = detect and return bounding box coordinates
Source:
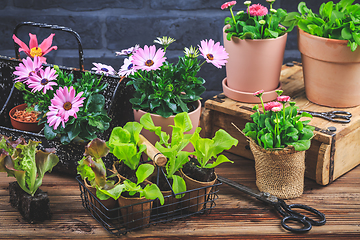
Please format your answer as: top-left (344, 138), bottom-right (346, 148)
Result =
top-left (0, 0), bottom-right (341, 100)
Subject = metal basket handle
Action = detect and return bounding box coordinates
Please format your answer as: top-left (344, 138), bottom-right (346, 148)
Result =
top-left (13, 21), bottom-right (84, 71)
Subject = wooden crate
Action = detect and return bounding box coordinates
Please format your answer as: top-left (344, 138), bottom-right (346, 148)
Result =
top-left (201, 62), bottom-right (360, 185)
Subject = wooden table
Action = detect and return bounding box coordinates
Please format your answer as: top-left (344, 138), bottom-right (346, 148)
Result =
top-left (1, 152), bottom-right (359, 239)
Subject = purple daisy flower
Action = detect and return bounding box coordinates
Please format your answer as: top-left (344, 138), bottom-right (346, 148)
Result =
top-left (50, 86), bottom-right (85, 122)
top-left (91, 63), bottom-right (116, 76)
top-left (115, 44), bottom-right (140, 56)
top-left (198, 39), bottom-right (229, 68)
top-left (118, 57), bottom-right (136, 77)
top-left (26, 66), bottom-right (58, 93)
top-left (132, 45), bottom-right (166, 72)
top-left (13, 56), bottom-right (42, 82)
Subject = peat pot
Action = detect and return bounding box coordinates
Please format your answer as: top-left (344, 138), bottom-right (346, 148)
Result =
top-left (298, 28), bottom-right (360, 107)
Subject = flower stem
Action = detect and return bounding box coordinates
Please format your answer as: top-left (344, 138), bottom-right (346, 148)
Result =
top-left (275, 112), bottom-right (280, 144)
top-left (230, 7), bottom-right (237, 26)
top-left (282, 102), bottom-right (286, 125)
top-left (260, 96), bottom-right (265, 113)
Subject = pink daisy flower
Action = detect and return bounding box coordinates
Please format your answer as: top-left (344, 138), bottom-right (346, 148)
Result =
top-left (91, 63), bottom-right (116, 76)
top-left (12, 33), bottom-right (58, 63)
top-left (221, 1), bottom-right (237, 10)
top-left (198, 39), bottom-right (229, 68)
top-left (264, 101), bottom-right (282, 111)
top-left (118, 57), bottom-right (136, 77)
top-left (13, 56), bottom-right (42, 82)
top-left (277, 95), bottom-right (291, 103)
top-left (253, 90), bottom-right (264, 97)
top-left (46, 105), bottom-right (64, 130)
top-left (271, 106), bottom-right (282, 112)
top-left (50, 86), bottom-right (85, 122)
top-left (115, 44), bottom-right (140, 56)
top-left (247, 4), bottom-right (268, 17)
top-left (132, 45), bottom-right (166, 72)
top-left (26, 66), bottom-right (58, 93)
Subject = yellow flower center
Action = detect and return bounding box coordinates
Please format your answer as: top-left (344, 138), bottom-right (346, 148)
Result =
top-left (63, 102), bottom-right (72, 111)
top-left (30, 47), bottom-right (43, 58)
top-left (145, 59), bottom-right (154, 67)
top-left (206, 53), bottom-right (214, 60)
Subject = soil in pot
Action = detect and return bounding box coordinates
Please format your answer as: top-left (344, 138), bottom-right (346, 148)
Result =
top-left (182, 157), bottom-right (216, 183)
top-left (114, 161), bottom-right (136, 180)
top-left (9, 182), bottom-right (51, 223)
top-left (9, 103), bottom-right (44, 133)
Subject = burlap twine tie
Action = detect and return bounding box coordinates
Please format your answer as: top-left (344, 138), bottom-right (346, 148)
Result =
top-left (250, 141), bottom-right (305, 199)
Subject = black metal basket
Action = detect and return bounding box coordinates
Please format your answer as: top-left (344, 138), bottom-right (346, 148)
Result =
top-left (76, 175), bottom-right (221, 235)
top-left (0, 22), bottom-right (134, 175)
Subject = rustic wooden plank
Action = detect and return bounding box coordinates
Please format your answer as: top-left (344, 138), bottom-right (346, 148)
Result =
top-left (0, 150), bottom-right (359, 239)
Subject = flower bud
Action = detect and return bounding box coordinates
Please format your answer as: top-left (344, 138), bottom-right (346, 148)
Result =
top-left (244, 1), bottom-right (251, 6)
top-left (15, 82), bottom-right (26, 91)
top-left (259, 20), bottom-right (266, 25)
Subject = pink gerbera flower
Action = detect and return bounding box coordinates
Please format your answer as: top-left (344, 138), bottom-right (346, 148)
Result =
top-left (247, 4), bottom-right (268, 17)
top-left (271, 106), bottom-right (282, 112)
top-left (264, 101), bottom-right (282, 111)
top-left (115, 44), bottom-right (140, 56)
top-left (198, 39), bottom-right (229, 68)
top-left (277, 95), bottom-right (291, 103)
top-left (26, 66), bottom-right (58, 93)
top-left (91, 63), bottom-right (116, 76)
top-left (46, 106), bottom-right (64, 130)
top-left (132, 45), bottom-right (166, 72)
top-left (13, 56), bottom-right (42, 82)
top-left (118, 57), bottom-right (136, 77)
top-left (13, 33), bottom-right (58, 63)
top-left (50, 86), bottom-right (85, 122)
top-left (221, 1), bottom-right (237, 10)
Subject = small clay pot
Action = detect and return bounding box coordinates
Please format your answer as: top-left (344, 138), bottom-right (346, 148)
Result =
top-left (9, 103), bottom-right (44, 133)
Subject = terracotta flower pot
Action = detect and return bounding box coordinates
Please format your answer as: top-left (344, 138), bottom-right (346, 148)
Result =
top-left (223, 25), bottom-right (287, 102)
top-left (133, 100), bottom-right (201, 152)
top-left (298, 28), bottom-right (360, 107)
top-left (9, 103), bottom-right (44, 133)
top-left (179, 169), bottom-right (217, 213)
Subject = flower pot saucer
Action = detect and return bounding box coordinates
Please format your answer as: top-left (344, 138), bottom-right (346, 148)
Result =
top-left (222, 78), bottom-right (281, 103)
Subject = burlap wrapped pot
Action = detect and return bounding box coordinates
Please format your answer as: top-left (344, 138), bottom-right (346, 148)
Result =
top-left (249, 141), bottom-right (305, 199)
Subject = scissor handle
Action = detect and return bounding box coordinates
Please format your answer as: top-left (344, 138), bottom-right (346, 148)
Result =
top-left (276, 200), bottom-right (326, 233)
top-left (287, 203), bottom-right (326, 226)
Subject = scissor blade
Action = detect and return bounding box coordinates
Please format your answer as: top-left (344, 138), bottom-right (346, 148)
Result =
top-left (218, 175), bottom-right (278, 204)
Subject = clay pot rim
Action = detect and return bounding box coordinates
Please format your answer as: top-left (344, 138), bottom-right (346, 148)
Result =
top-left (180, 169), bottom-right (218, 185)
top-left (223, 24), bottom-right (288, 42)
top-left (298, 28), bottom-right (349, 45)
top-left (9, 103), bottom-right (41, 124)
top-left (134, 100), bottom-right (201, 119)
top-left (222, 78), bottom-right (281, 103)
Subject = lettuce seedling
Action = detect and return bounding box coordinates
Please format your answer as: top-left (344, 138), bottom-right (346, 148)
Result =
top-left (189, 129), bottom-right (238, 168)
top-left (107, 122), bottom-right (147, 170)
top-left (0, 135), bottom-right (59, 196)
top-left (98, 164), bottom-right (164, 205)
top-left (77, 138), bottom-right (124, 200)
top-left (140, 112), bottom-right (193, 197)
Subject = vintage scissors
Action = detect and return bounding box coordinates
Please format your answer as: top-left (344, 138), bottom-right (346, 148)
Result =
top-left (299, 110), bottom-right (352, 123)
top-left (218, 176), bottom-right (326, 233)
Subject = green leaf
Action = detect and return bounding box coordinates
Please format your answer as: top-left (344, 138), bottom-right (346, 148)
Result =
top-left (136, 164), bottom-right (154, 185)
top-left (291, 139), bottom-right (311, 151)
top-left (44, 124), bottom-right (57, 140)
top-left (342, 27), bottom-right (353, 39)
top-left (87, 94), bottom-right (106, 113)
top-left (171, 175), bottom-right (186, 199)
top-left (205, 154), bottom-right (234, 168)
top-left (142, 184), bottom-right (164, 205)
